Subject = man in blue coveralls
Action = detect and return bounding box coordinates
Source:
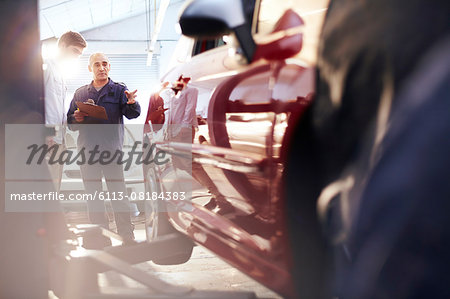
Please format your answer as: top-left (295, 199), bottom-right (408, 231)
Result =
top-left (67, 52), bottom-right (140, 247)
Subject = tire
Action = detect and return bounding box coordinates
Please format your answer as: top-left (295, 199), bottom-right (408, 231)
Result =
top-left (145, 166), bottom-right (194, 265)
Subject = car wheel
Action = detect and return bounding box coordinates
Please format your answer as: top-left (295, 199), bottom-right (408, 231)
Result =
top-left (145, 166), bottom-right (194, 265)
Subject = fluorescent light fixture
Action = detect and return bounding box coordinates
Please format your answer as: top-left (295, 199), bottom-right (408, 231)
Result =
top-left (146, 0), bottom-right (171, 66)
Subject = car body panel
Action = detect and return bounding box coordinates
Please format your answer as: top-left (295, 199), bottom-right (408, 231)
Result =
top-left (151, 1), bottom-right (328, 297)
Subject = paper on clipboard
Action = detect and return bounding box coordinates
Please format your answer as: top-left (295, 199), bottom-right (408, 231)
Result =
top-left (76, 101), bottom-right (108, 120)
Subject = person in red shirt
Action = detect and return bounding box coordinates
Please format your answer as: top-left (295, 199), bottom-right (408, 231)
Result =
top-left (142, 82), bottom-right (169, 214)
top-left (144, 81), bottom-right (169, 135)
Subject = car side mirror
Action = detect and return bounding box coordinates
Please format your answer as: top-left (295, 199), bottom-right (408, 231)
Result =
top-left (179, 0), bottom-right (256, 63)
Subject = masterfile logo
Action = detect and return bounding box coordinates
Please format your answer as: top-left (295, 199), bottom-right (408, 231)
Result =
top-left (4, 124), bottom-right (194, 212)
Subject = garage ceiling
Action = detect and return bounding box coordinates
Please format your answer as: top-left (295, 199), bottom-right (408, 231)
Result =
top-left (39, 0), bottom-right (150, 40)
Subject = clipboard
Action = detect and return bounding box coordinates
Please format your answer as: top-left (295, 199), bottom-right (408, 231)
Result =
top-left (76, 101), bottom-right (108, 120)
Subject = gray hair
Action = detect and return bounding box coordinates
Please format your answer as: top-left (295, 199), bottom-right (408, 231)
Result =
top-left (89, 52), bottom-right (109, 66)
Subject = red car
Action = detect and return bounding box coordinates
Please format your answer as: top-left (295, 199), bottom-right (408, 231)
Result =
top-left (145, 0), bottom-right (328, 297)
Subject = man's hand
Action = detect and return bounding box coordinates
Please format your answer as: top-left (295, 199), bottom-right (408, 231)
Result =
top-left (125, 89), bottom-right (137, 104)
top-left (74, 109), bottom-right (88, 122)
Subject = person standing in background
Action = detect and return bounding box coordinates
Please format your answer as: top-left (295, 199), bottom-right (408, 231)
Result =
top-left (67, 52), bottom-right (141, 247)
top-left (44, 31), bottom-right (86, 190)
top-left (160, 76), bottom-right (198, 142)
top-left (142, 81), bottom-right (169, 216)
top-left (144, 81), bottom-right (169, 135)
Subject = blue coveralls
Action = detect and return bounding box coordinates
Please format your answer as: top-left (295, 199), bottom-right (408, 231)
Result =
top-left (67, 78), bottom-right (141, 239)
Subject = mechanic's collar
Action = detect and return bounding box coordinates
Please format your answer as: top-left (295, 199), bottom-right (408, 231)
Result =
top-left (88, 78), bottom-right (113, 92)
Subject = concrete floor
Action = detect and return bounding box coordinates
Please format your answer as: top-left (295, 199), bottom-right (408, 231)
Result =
top-left (98, 246), bottom-right (281, 298)
top-left (97, 223), bottom-right (282, 298)
top-left (50, 217), bottom-right (282, 298)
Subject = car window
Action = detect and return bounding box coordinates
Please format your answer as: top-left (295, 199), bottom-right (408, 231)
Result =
top-left (191, 38), bottom-right (226, 57)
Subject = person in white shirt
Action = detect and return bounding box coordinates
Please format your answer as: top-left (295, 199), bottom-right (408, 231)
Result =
top-left (159, 76), bottom-right (198, 141)
top-left (44, 31), bottom-right (86, 190)
top-left (160, 76), bottom-right (233, 214)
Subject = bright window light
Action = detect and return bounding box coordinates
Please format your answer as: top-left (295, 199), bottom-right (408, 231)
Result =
top-left (41, 42), bottom-right (81, 79)
top-left (41, 42), bottom-right (58, 60)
